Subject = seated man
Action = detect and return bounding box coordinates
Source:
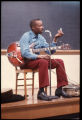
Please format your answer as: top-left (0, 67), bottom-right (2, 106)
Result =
top-left (19, 18), bottom-right (71, 101)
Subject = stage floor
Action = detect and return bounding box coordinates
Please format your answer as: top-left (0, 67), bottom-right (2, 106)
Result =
top-left (1, 87), bottom-right (80, 119)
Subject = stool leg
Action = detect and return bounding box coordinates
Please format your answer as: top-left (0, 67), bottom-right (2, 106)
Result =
top-left (32, 72), bottom-right (34, 96)
top-left (16, 73), bottom-right (18, 94)
top-left (24, 72), bottom-right (27, 99)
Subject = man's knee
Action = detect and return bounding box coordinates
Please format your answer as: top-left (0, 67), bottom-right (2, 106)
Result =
top-left (39, 59), bottom-right (48, 66)
top-left (59, 59), bottom-right (64, 63)
top-left (55, 59), bottom-right (64, 66)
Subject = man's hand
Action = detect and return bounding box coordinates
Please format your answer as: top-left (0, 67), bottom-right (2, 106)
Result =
top-left (37, 55), bottom-right (50, 59)
top-left (53, 29), bottom-right (64, 42)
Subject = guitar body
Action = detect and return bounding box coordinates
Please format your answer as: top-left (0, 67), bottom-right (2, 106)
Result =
top-left (7, 42), bottom-right (24, 67)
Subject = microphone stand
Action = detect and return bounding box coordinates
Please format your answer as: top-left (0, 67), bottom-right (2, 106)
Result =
top-left (49, 36), bottom-right (52, 96)
top-left (45, 30), bottom-right (52, 96)
top-left (49, 36), bottom-right (59, 99)
top-left (45, 30), bottom-right (59, 99)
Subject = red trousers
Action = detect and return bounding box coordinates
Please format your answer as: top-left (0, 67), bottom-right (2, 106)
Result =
top-left (21, 58), bottom-right (68, 88)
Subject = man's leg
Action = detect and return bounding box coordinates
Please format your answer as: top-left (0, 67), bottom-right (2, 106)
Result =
top-left (48, 59), bottom-right (71, 98)
top-left (22, 59), bottom-right (49, 88)
top-left (49, 59), bottom-right (68, 88)
top-left (21, 59), bottom-right (52, 101)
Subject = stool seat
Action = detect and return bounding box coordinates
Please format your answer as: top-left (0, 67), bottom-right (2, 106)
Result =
top-left (16, 69), bottom-right (38, 73)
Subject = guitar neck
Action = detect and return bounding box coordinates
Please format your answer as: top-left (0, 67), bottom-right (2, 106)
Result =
top-left (32, 46), bottom-right (61, 53)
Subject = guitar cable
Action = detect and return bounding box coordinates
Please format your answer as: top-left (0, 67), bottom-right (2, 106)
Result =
top-left (51, 57), bottom-right (80, 86)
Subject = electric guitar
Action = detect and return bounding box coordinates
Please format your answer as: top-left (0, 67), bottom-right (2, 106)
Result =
top-left (7, 42), bottom-right (71, 67)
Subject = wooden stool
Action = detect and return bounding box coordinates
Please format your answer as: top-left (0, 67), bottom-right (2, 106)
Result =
top-left (15, 67), bottom-right (47, 99)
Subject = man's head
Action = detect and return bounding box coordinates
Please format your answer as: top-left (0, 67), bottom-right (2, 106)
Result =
top-left (30, 18), bottom-right (44, 34)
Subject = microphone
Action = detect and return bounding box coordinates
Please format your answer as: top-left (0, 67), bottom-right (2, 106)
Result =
top-left (45, 30), bottom-right (52, 38)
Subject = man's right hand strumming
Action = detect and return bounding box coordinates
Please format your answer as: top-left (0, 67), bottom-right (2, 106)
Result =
top-left (37, 55), bottom-right (50, 59)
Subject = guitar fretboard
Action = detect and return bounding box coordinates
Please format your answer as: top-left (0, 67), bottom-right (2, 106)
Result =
top-left (32, 46), bottom-right (62, 53)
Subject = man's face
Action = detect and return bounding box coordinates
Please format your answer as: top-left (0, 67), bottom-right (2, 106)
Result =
top-left (32, 20), bottom-right (44, 34)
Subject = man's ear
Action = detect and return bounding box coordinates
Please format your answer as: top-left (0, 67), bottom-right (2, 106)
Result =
top-left (32, 27), bottom-right (34, 30)
top-left (32, 26), bottom-right (35, 30)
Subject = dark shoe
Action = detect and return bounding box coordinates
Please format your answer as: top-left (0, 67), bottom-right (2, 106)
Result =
top-left (55, 88), bottom-right (72, 98)
top-left (49, 95), bottom-right (59, 99)
top-left (37, 91), bottom-right (52, 101)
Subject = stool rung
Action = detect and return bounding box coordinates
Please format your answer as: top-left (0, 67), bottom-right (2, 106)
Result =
top-left (27, 84), bottom-right (33, 86)
top-left (17, 78), bottom-right (33, 80)
top-left (17, 85), bottom-right (24, 86)
top-left (17, 84), bottom-right (33, 87)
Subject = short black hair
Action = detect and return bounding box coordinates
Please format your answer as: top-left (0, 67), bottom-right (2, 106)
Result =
top-left (30, 18), bottom-right (41, 29)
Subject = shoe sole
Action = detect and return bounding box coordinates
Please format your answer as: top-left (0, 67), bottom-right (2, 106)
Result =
top-left (37, 96), bottom-right (52, 101)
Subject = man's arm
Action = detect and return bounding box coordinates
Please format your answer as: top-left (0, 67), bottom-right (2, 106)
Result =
top-left (19, 33), bottom-right (38, 60)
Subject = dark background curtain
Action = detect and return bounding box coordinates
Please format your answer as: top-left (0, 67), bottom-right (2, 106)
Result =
top-left (1, 1), bottom-right (80, 49)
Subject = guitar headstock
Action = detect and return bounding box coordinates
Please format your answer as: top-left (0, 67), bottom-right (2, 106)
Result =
top-left (60, 43), bottom-right (71, 50)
